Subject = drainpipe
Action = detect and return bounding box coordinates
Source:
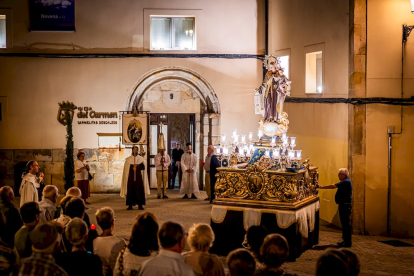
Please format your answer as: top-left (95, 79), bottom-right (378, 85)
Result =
top-left (387, 25), bottom-right (411, 236)
top-left (386, 130), bottom-right (393, 237)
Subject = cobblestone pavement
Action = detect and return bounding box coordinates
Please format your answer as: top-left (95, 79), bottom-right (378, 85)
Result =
top-left (20, 190), bottom-right (414, 276)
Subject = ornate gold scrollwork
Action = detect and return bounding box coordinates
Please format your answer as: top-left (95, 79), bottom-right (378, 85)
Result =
top-left (215, 159), bottom-right (319, 204)
top-left (262, 175), bottom-right (286, 202)
top-left (243, 164), bottom-right (269, 200)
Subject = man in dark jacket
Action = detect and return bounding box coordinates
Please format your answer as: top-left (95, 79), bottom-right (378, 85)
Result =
top-left (171, 142), bottom-right (184, 189)
top-left (0, 186), bottom-right (23, 246)
top-left (209, 146), bottom-right (220, 203)
top-left (319, 168), bottom-right (353, 247)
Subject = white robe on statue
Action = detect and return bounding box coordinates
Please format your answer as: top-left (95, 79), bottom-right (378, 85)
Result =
top-left (19, 173), bottom-right (39, 207)
top-left (180, 152), bottom-right (199, 194)
top-left (120, 155), bottom-right (150, 198)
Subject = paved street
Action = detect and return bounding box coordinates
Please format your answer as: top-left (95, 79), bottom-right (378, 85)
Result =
top-left (18, 190), bottom-right (414, 276)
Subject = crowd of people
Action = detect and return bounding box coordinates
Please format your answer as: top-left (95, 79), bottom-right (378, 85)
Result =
top-left (0, 183), bottom-right (360, 276)
top-left (0, 146), bottom-right (358, 275)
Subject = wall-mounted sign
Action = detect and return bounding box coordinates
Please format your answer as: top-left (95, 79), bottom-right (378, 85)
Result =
top-left (76, 106), bottom-right (118, 125)
top-left (30, 0), bottom-right (75, 31)
top-left (122, 114), bottom-right (148, 145)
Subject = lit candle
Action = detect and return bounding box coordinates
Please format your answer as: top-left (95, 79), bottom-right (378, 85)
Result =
top-left (249, 132), bottom-right (253, 140)
top-left (290, 137), bottom-right (296, 147)
top-left (288, 150), bottom-right (295, 158)
top-left (233, 129), bottom-right (237, 137)
top-left (271, 136), bottom-right (276, 145)
top-left (241, 135), bottom-right (246, 143)
top-left (221, 133), bottom-right (227, 142)
top-left (258, 129), bottom-right (263, 140)
top-left (282, 131), bottom-right (287, 140)
top-left (274, 149), bottom-right (280, 157)
top-left (283, 137), bottom-right (288, 147)
top-left (265, 150), bottom-right (270, 157)
top-left (296, 150), bottom-right (302, 159)
top-left (223, 147), bottom-right (229, 154)
top-left (234, 135), bottom-right (239, 143)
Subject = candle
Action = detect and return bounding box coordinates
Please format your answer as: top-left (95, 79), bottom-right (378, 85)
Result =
top-left (290, 137), bottom-right (296, 147)
top-left (221, 133), bottom-right (227, 142)
top-left (258, 129), bottom-right (263, 140)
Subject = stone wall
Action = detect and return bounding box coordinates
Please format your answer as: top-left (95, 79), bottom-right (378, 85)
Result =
top-left (170, 114), bottom-right (191, 146)
top-left (0, 148), bottom-right (132, 194)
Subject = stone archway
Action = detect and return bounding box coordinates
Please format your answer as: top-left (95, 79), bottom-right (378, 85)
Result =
top-left (126, 66), bottom-right (221, 188)
top-left (125, 66), bottom-right (220, 114)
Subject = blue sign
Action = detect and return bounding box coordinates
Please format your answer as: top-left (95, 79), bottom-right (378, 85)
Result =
top-left (30, 0), bottom-right (75, 31)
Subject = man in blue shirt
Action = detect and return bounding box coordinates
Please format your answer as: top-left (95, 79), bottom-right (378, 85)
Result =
top-left (319, 168), bottom-right (353, 247)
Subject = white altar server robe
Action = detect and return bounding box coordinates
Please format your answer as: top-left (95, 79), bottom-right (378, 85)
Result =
top-left (19, 173), bottom-right (39, 207)
top-left (180, 152), bottom-right (199, 194)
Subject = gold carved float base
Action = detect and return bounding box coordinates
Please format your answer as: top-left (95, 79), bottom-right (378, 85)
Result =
top-left (213, 162), bottom-right (319, 211)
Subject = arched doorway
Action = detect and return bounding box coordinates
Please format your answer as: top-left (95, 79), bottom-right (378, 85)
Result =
top-left (126, 67), bottom-right (221, 189)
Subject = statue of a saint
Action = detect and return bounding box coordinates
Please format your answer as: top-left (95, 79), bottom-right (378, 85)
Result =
top-left (259, 57), bottom-right (291, 123)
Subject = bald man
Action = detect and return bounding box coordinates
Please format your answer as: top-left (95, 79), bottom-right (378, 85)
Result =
top-left (203, 145), bottom-right (215, 201)
top-left (38, 185), bottom-right (59, 224)
top-left (209, 145), bottom-right (220, 203)
top-left (319, 168), bottom-right (353, 247)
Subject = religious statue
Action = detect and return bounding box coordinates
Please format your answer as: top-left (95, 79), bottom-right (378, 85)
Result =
top-left (256, 55), bottom-right (291, 136)
top-left (260, 55), bottom-right (291, 122)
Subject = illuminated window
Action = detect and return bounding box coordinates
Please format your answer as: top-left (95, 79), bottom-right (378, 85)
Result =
top-left (279, 55), bottom-right (290, 80)
top-left (150, 17), bottom-right (196, 51)
top-left (0, 15), bottom-right (6, 48)
top-left (306, 51), bottom-right (323, 93)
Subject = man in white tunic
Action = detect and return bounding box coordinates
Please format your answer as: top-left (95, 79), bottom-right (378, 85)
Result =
top-left (19, 161), bottom-right (43, 207)
top-left (180, 143), bottom-right (199, 199)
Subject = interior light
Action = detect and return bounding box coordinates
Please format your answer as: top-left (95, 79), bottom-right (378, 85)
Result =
top-left (411, 0), bottom-right (414, 13)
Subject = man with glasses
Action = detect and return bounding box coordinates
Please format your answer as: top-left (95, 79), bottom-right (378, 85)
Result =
top-left (318, 168), bottom-right (353, 247)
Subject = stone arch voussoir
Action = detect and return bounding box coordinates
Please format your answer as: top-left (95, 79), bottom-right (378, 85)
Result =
top-left (125, 66), bottom-right (221, 114)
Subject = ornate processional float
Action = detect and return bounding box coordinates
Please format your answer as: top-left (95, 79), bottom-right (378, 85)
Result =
top-left (210, 55), bottom-right (320, 260)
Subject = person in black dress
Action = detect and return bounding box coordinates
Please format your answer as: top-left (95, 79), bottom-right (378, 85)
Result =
top-left (121, 146), bottom-right (146, 210)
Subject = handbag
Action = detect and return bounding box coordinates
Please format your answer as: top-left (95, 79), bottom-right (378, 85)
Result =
top-left (83, 162), bottom-right (93, 181)
top-left (88, 171), bottom-right (93, 181)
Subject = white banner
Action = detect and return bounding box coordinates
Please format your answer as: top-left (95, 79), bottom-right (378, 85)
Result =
top-left (122, 114), bottom-right (148, 145)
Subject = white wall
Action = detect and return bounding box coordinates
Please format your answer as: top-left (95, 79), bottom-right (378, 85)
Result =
top-left (0, 0), bottom-right (265, 150)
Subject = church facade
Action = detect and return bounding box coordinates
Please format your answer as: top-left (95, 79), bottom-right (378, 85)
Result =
top-left (0, 0), bottom-right (413, 238)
